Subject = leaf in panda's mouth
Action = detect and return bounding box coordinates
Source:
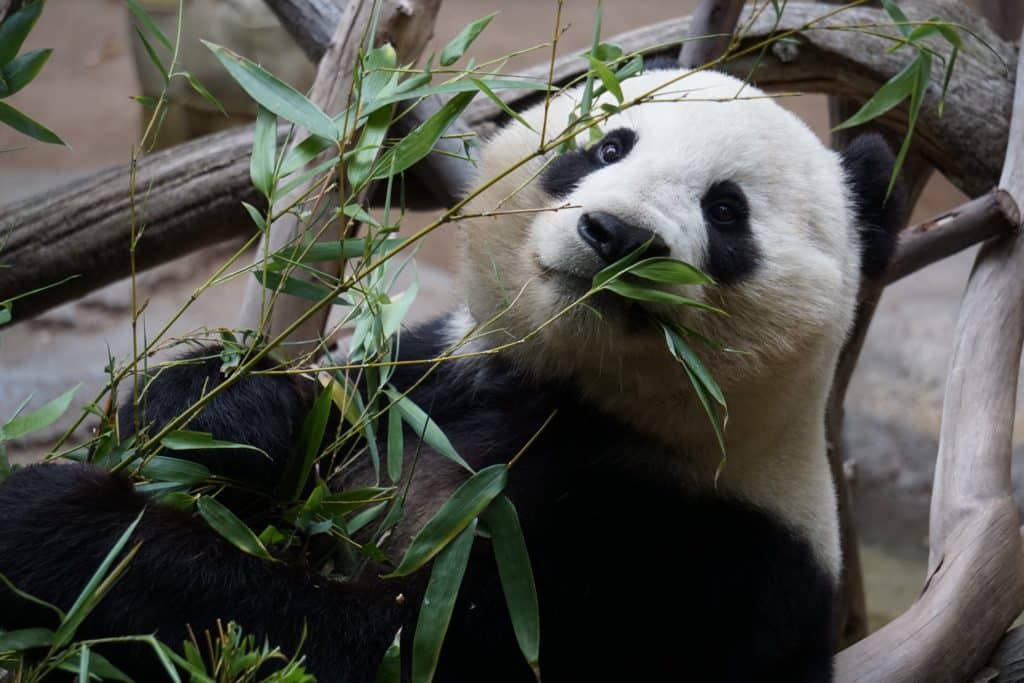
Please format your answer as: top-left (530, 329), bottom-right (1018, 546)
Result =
top-left (590, 245), bottom-right (730, 459)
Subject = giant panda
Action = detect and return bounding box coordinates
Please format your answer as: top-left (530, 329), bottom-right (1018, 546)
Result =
top-left (0, 67), bottom-right (902, 682)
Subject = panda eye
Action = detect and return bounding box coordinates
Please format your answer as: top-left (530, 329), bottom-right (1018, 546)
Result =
top-left (709, 202), bottom-right (739, 225)
top-left (597, 139), bottom-right (623, 165)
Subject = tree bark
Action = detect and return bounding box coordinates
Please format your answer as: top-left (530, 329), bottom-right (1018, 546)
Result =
top-left (677, 0), bottom-right (746, 67)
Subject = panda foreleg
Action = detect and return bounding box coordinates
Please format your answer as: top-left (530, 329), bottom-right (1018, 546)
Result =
top-left (0, 463), bottom-right (411, 682)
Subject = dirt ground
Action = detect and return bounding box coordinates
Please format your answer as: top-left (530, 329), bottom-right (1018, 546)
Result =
top-left (0, 0), bottom-right (1010, 630)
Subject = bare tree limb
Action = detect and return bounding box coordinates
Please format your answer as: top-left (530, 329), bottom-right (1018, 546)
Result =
top-left (834, 24), bottom-right (1024, 683)
top-left (238, 0), bottom-right (441, 358)
top-left (0, 125), bottom-right (267, 320)
top-left (885, 190), bottom-right (1020, 284)
top-left (980, 0), bottom-right (1024, 42)
top-left (263, 0), bottom-right (341, 61)
top-left (678, 0), bottom-right (746, 67)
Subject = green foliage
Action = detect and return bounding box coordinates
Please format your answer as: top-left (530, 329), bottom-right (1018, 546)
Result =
top-left (0, 0), bottom-right (63, 145)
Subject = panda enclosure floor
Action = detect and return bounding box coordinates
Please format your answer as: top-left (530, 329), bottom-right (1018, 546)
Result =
top-left (0, 0), bottom-right (1012, 634)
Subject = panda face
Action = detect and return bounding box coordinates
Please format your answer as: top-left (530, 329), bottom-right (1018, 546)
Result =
top-left (459, 69), bottom-right (864, 402)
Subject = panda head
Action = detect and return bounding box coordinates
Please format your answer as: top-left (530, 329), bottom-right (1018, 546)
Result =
top-left (456, 69), bottom-right (902, 429)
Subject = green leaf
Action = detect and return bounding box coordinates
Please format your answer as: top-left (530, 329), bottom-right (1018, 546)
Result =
top-left (280, 133), bottom-right (334, 176)
top-left (0, 303), bottom-right (11, 326)
top-left (880, 0), bottom-right (912, 37)
top-left (161, 430), bottom-right (268, 458)
top-left (663, 324), bottom-right (726, 406)
top-left (124, 0), bottom-right (172, 52)
top-left (0, 1), bottom-right (44, 66)
top-left (370, 91), bottom-right (476, 180)
top-left (135, 26), bottom-right (168, 84)
top-left (627, 258), bottom-right (714, 285)
top-left (54, 511), bottom-right (144, 647)
top-left (439, 13), bottom-right (497, 66)
top-left (587, 54), bottom-right (623, 103)
top-left (384, 389), bottom-right (472, 472)
top-left (241, 201), bottom-right (267, 232)
top-left (2, 384), bottom-right (79, 440)
top-left (615, 54), bottom-right (644, 81)
top-left (63, 648), bottom-right (132, 682)
top-left (603, 279), bottom-right (726, 313)
top-left (197, 496), bottom-right (276, 562)
top-left (481, 496), bottom-right (539, 667)
top-left (380, 282), bottom-right (418, 339)
top-left (411, 519), bottom-right (477, 683)
top-left (385, 464), bottom-right (507, 577)
top-left (253, 270), bottom-right (348, 306)
top-left (279, 381), bottom-right (333, 502)
top-left (469, 77), bottom-right (535, 132)
top-left (589, 42), bottom-right (623, 62)
top-left (0, 48), bottom-right (50, 97)
top-left (834, 57), bottom-right (919, 132)
top-left (139, 455), bottom-right (212, 485)
top-left (347, 102), bottom-right (392, 190)
top-left (251, 105), bottom-right (277, 198)
top-left (375, 635), bottom-right (402, 683)
top-left (182, 70), bottom-right (226, 115)
top-left (367, 77), bottom-right (547, 112)
top-left (386, 404), bottom-right (404, 483)
top-left (888, 54), bottom-right (930, 198)
top-left (0, 627), bottom-right (53, 650)
top-left (273, 238), bottom-right (403, 265)
top-left (592, 243), bottom-right (655, 288)
top-left (204, 41), bottom-right (338, 141)
top-left (0, 100), bottom-right (65, 145)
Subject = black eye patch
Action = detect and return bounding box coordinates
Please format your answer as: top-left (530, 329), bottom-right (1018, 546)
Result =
top-left (701, 181), bottom-right (760, 285)
top-left (541, 128), bottom-right (637, 198)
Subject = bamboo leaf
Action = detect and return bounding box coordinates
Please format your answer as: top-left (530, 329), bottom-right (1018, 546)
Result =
top-left (880, 0), bottom-right (912, 37)
top-left (834, 57), bottom-right (918, 131)
top-left (135, 27), bottom-right (168, 84)
top-left (385, 464), bottom-right (507, 577)
top-left (371, 91), bottom-right (476, 180)
top-left (0, 627), bottom-right (53, 650)
top-left (54, 512), bottom-right (144, 647)
top-left (386, 405), bottom-right (404, 483)
top-left (469, 77), bottom-right (535, 131)
top-left (204, 41), bottom-right (338, 141)
top-left (0, 0), bottom-right (43, 66)
top-left (253, 270), bottom-right (348, 306)
top-left (627, 258), bottom-right (714, 285)
top-left (2, 384), bottom-right (79, 440)
top-left (274, 238), bottom-right (403, 265)
top-left (367, 77), bottom-right (547, 111)
top-left (0, 48), bottom-right (51, 97)
top-left (603, 279), bottom-right (727, 313)
top-left (440, 13), bottom-right (497, 66)
top-left (124, 0), bottom-right (172, 52)
top-left (0, 100), bottom-right (65, 145)
top-left (411, 519), bottom-right (477, 683)
top-left (481, 496), bottom-right (540, 667)
top-left (161, 430), bottom-right (268, 458)
top-left (250, 105), bottom-right (277, 198)
top-left (348, 103), bottom-right (392, 190)
top-left (241, 201), bottom-right (266, 232)
top-left (384, 389), bottom-right (472, 472)
top-left (197, 496), bottom-right (276, 562)
top-left (182, 70), bottom-right (226, 115)
top-left (587, 54), bottom-right (623, 103)
top-left (663, 324), bottom-right (726, 406)
top-left (279, 382), bottom-right (333, 502)
top-left (138, 455), bottom-right (212, 485)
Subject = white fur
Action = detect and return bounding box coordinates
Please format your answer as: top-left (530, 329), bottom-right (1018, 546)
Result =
top-left (449, 69), bottom-right (865, 579)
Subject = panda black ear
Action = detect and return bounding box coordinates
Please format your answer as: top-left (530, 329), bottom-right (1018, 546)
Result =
top-left (839, 133), bottom-right (906, 279)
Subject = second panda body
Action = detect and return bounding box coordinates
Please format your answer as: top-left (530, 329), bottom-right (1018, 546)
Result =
top-left (0, 68), bottom-right (903, 682)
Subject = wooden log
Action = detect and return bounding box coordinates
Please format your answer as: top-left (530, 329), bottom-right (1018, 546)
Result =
top-left (834, 25), bottom-right (1024, 683)
top-left (0, 2), bottom-right (1014, 322)
top-left (0, 125), bottom-right (267, 321)
top-left (238, 0), bottom-right (442, 359)
top-left (677, 0), bottom-right (746, 67)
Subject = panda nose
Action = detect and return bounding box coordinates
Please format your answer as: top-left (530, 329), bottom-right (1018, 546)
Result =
top-left (577, 212), bottom-right (669, 264)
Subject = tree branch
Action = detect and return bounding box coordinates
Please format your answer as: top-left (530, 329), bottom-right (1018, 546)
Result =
top-left (678, 0), bottom-right (746, 67)
top-left (834, 25), bottom-right (1024, 683)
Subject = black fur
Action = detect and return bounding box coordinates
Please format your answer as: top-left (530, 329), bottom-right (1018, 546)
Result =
top-left (0, 324), bottom-right (835, 682)
top-left (541, 128), bottom-right (637, 198)
top-left (702, 180), bottom-right (760, 285)
top-left (119, 348), bottom-right (314, 495)
top-left (840, 134), bottom-right (905, 278)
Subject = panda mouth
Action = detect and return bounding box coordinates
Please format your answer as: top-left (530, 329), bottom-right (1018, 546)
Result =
top-left (537, 261), bottom-right (656, 332)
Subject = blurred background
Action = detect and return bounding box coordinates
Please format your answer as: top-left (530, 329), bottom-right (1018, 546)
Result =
top-left (0, 0), bottom-right (1012, 631)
